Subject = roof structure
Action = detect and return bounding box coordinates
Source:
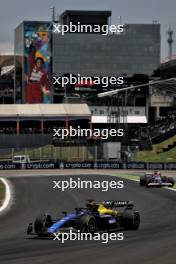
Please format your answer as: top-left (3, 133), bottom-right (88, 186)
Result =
top-left (0, 104), bottom-right (91, 119)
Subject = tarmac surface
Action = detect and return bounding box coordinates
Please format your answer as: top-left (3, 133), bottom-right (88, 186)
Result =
top-left (0, 171), bottom-right (176, 264)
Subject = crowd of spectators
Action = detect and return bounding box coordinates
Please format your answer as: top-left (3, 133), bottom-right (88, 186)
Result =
top-left (0, 127), bottom-right (16, 134)
top-left (0, 126), bottom-right (61, 134)
top-left (148, 114), bottom-right (176, 139)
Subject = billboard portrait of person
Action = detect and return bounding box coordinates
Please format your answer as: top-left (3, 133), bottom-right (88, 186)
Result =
top-left (24, 23), bottom-right (51, 103)
top-left (26, 57), bottom-right (50, 103)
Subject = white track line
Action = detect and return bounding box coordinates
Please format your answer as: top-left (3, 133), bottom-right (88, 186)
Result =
top-left (167, 187), bottom-right (176, 192)
top-left (0, 178), bottom-right (11, 212)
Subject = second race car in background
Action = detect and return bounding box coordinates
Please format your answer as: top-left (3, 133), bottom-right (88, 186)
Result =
top-left (140, 171), bottom-right (175, 187)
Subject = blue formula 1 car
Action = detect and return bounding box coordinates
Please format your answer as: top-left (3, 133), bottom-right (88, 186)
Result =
top-left (27, 200), bottom-right (140, 237)
top-left (140, 171), bottom-right (175, 187)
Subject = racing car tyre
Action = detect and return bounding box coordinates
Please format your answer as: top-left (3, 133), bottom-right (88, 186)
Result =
top-left (168, 177), bottom-right (175, 187)
top-left (140, 176), bottom-right (146, 186)
top-left (161, 176), bottom-right (167, 181)
top-left (121, 209), bottom-right (140, 230)
top-left (145, 176), bottom-right (152, 187)
top-left (79, 215), bottom-right (97, 234)
top-left (34, 214), bottom-right (52, 234)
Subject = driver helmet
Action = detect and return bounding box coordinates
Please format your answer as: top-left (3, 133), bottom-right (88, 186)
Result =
top-left (154, 171), bottom-right (161, 176)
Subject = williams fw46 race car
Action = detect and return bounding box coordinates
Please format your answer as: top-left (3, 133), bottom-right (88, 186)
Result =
top-left (140, 171), bottom-right (175, 187)
top-left (27, 200), bottom-right (140, 237)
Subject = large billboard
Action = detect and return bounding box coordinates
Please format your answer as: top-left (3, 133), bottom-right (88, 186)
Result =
top-left (24, 22), bottom-right (51, 103)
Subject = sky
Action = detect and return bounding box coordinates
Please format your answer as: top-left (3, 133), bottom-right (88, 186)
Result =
top-left (0, 0), bottom-right (176, 59)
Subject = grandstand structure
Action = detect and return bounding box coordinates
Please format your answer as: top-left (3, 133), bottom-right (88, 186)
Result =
top-left (0, 103), bottom-right (91, 134)
top-left (0, 54), bottom-right (14, 104)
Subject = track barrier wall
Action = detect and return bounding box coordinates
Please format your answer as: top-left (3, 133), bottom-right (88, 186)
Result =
top-left (0, 161), bottom-right (176, 170)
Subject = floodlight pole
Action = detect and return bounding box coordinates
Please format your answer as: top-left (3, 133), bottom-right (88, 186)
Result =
top-left (50, 6), bottom-right (55, 22)
top-left (97, 78), bottom-right (176, 98)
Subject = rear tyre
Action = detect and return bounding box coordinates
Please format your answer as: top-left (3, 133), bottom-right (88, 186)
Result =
top-left (168, 177), bottom-right (175, 187)
top-left (79, 215), bottom-right (97, 234)
top-left (121, 210), bottom-right (140, 230)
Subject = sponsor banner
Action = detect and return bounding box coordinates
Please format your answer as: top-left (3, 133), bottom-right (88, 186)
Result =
top-left (165, 163), bottom-right (176, 170)
top-left (95, 163), bottom-right (121, 169)
top-left (146, 163), bottom-right (164, 170)
top-left (122, 162), bottom-right (145, 170)
top-left (63, 162), bottom-right (93, 169)
top-left (25, 163), bottom-right (55, 169)
top-left (0, 163), bottom-right (20, 170)
top-left (0, 161), bottom-right (176, 170)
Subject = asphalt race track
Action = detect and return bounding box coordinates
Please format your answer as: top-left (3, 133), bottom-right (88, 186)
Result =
top-left (0, 174), bottom-right (176, 264)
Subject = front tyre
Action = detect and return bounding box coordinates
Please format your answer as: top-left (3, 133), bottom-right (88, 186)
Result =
top-left (140, 175), bottom-right (146, 186)
top-left (34, 214), bottom-right (52, 234)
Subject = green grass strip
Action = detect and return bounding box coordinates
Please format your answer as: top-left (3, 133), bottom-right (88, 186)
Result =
top-left (0, 180), bottom-right (5, 206)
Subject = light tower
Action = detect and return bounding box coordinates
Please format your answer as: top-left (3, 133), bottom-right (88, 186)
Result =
top-left (167, 27), bottom-right (174, 60)
top-left (50, 6), bottom-right (55, 22)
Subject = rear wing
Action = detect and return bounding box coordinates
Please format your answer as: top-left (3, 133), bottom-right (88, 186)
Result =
top-left (103, 200), bottom-right (134, 209)
top-left (145, 173), bottom-right (153, 176)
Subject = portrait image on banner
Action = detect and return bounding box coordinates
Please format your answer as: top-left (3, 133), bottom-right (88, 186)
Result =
top-left (24, 22), bottom-right (51, 103)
